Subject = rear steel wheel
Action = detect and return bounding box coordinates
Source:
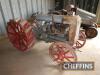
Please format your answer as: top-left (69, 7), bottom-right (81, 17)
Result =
top-left (7, 19), bottom-right (36, 51)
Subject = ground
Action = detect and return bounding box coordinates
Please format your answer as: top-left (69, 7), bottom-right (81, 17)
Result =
top-left (0, 29), bottom-right (100, 75)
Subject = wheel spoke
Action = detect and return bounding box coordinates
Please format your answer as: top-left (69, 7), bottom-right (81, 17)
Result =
top-left (64, 51), bottom-right (74, 58)
top-left (54, 54), bottom-right (59, 61)
top-left (65, 58), bottom-right (72, 62)
top-left (77, 41), bottom-right (82, 46)
top-left (65, 50), bottom-right (70, 54)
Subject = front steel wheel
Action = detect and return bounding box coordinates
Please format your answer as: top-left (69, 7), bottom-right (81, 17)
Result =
top-left (49, 42), bottom-right (77, 64)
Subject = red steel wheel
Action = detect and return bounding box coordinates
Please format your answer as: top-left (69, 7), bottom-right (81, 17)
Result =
top-left (7, 19), bottom-right (36, 52)
top-left (49, 42), bottom-right (77, 64)
top-left (73, 30), bottom-right (86, 48)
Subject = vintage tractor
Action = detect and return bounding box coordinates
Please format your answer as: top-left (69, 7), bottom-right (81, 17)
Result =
top-left (7, 13), bottom-right (87, 64)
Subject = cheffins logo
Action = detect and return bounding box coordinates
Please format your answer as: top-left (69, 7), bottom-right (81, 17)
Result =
top-left (62, 62), bottom-right (94, 70)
